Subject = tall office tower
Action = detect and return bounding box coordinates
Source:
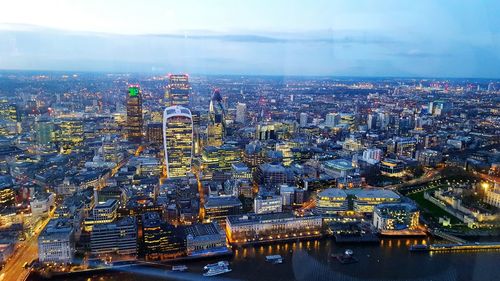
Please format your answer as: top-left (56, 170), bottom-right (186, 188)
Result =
top-left (36, 117), bottom-right (54, 146)
top-left (207, 89), bottom-right (225, 146)
top-left (165, 74), bottom-right (190, 107)
top-left (163, 106), bottom-right (193, 178)
top-left (146, 122), bottom-right (163, 146)
top-left (367, 113), bottom-right (378, 130)
top-left (126, 85), bottom-right (143, 143)
top-left (325, 113), bottom-right (340, 127)
top-left (299, 112), bottom-right (308, 127)
top-left (236, 102), bottom-right (247, 124)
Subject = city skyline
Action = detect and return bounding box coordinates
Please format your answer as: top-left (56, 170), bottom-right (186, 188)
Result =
top-left (1, 0), bottom-right (500, 77)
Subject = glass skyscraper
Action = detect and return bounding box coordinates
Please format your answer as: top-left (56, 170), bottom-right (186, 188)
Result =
top-left (165, 74), bottom-right (190, 107)
top-left (126, 85), bottom-right (143, 143)
top-left (163, 106), bottom-right (193, 178)
top-left (207, 89), bottom-right (225, 146)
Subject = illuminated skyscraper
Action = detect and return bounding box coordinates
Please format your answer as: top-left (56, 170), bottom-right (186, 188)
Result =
top-left (207, 89), bottom-right (225, 146)
top-left (163, 106), bottom-right (193, 178)
top-left (165, 74), bottom-right (190, 107)
top-left (126, 85), bottom-right (143, 143)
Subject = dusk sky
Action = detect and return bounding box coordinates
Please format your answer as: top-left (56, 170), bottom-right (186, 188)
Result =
top-left (1, 0), bottom-right (499, 77)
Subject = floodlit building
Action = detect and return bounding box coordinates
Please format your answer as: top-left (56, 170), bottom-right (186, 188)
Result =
top-left (373, 203), bottom-right (420, 233)
top-left (226, 212), bottom-right (322, 245)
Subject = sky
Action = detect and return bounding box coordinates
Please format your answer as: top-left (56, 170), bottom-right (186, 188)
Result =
top-left (0, 0), bottom-right (499, 77)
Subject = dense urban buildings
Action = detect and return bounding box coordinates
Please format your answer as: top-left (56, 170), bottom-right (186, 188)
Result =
top-left (0, 72), bottom-right (498, 280)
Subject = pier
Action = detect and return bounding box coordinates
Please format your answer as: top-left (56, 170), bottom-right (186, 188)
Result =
top-left (410, 242), bottom-right (500, 252)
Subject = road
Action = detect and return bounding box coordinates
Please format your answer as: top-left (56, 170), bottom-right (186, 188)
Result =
top-left (0, 215), bottom-right (52, 281)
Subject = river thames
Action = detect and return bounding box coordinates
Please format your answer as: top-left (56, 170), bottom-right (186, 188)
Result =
top-left (30, 238), bottom-right (500, 281)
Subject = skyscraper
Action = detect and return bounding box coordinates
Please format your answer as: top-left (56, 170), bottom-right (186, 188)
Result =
top-left (236, 102), bottom-right (247, 124)
top-left (165, 74), bottom-right (190, 107)
top-left (126, 85), bottom-right (143, 143)
top-left (299, 112), bottom-right (308, 127)
top-left (207, 89), bottom-right (225, 146)
top-left (163, 106), bottom-right (193, 178)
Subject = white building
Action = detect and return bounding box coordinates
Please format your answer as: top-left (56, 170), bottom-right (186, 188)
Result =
top-left (485, 183), bottom-right (500, 208)
top-left (299, 112), bottom-right (308, 127)
top-left (38, 218), bottom-right (74, 264)
top-left (362, 148), bottom-right (383, 164)
top-left (254, 194), bottom-right (282, 214)
top-left (236, 102), bottom-right (247, 123)
top-left (325, 113), bottom-right (340, 127)
top-left (280, 185), bottom-right (295, 206)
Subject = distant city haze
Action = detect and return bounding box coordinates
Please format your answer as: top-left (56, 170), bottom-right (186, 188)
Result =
top-left (1, 0), bottom-right (499, 77)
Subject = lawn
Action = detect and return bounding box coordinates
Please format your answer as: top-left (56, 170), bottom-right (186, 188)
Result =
top-left (408, 187), bottom-right (462, 225)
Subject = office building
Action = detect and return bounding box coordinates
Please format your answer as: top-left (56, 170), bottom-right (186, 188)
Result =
top-left (184, 222), bottom-right (229, 257)
top-left (201, 144), bottom-right (241, 172)
top-left (362, 148), bottom-right (383, 164)
top-left (416, 149), bottom-right (442, 167)
top-left (165, 74), bottom-right (190, 107)
top-left (90, 216), bottom-right (137, 255)
top-left (163, 106), bottom-right (193, 178)
top-left (126, 85), bottom-right (143, 143)
top-left (207, 89), bottom-right (226, 146)
top-left (299, 112), bottom-right (308, 127)
top-left (38, 218), bottom-right (75, 264)
top-left (142, 212), bottom-right (184, 259)
top-left (236, 102), bottom-right (247, 123)
top-left (146, 122), bottom-right (163, 146)
top-left (204, 196), bottom-right (242, 225)
top-left (325, 113), bottom-right (340, 127)
top-left (347, 189), bottom-right (400, 213)
top-left (373, 203), bottom-right (420, 233)
top-left (254, 194), bottom-right (282, 214)
top-left (316, 188), bottom-right (349, 214)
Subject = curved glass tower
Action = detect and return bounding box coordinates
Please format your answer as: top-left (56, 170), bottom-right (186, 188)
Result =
top-left (207, 89), bottom-right (225, 146)
top-left (163, 106), bottom-right (193, 178)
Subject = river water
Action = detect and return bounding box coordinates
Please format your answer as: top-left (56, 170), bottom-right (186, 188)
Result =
top-left (29, 238), bottom-right (500, 281)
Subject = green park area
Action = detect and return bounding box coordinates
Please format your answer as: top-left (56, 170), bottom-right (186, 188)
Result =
top-left (408, 186), bottom-right (462, 225)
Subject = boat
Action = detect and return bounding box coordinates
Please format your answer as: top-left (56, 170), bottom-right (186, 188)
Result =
top-left (203, 261), bottom-right (229, 270)
top-left (409, 244), bottom-right (429, 252)
top-left (172, 265), bottom-right (188, 272)
top-left (265, 255), bottom-right (283, 264)
top-left (203, 262), bottom-right (232, 277)
top-left (331, 249), bottom-right (359, 264)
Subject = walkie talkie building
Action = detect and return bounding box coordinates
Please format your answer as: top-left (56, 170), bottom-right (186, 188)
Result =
top-left (163, 106), bottom-right (193, 178)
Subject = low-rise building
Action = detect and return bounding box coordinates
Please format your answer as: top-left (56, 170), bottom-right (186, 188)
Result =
top-left (183, 222), bottom-right (228, 257)
top-left (226, 212), bottom-right (322, 245)
top-left (254, 194), bottom-right (282, 214)
top-left (315, 188), bottom-right (349, 214)
top-left (373, 203), bottom-right (420, 234)
top-left (347, 189), bottom-right (400, 213)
